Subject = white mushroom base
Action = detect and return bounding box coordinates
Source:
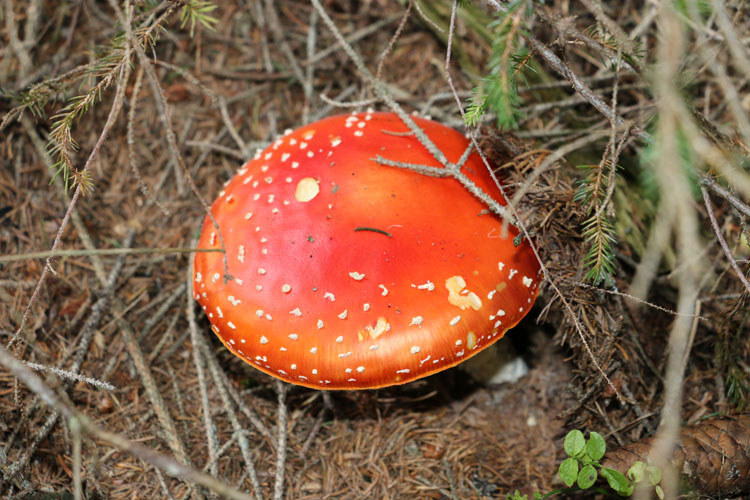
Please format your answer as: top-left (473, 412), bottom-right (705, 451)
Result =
top-left (460, 342), bottom-right (529, 385)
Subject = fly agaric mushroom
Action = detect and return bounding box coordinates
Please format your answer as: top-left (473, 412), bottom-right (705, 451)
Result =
top-left (193, 111), bottom-right (540, 389)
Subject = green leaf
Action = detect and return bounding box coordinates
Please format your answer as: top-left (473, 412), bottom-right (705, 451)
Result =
top-left (564, 430), bottom-right (586, 457)
top-left (506, 489), bottom-right (527, 500)
top-left (646, 465), bottom-right (662, 486)
top-left (577, 464), bottom-right (598, 489)
top-left (558, 457), bottom-right (579, 487)
top-left (627, 461), bottom-right (646, 483)
top-left (655, 484), bottom-right (664, 500)
top-left (586, 431), bottom-right (606, 461)
top-left (601, 468), bottom-right (634, 496)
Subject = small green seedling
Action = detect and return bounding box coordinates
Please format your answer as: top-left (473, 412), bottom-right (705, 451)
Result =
top-left (557, 430), bottom-right (664, 498)
top-left (505, 429), bottom-right (665, 499)
top-left (625, 461), bottom-right (664, 499)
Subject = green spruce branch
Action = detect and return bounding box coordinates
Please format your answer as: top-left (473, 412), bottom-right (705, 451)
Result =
top-left (1, 1), bottom-right (218, 193)
top-left (465, 0), bottom-right (533, 129)
top-left (574, 161), bottom-right (620, 285)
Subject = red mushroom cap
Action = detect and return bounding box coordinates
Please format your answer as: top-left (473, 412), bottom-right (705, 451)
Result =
top-left (193, 112), bottom-right (541, 389)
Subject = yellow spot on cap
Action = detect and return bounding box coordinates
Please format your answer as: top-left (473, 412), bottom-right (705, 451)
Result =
top-left (467, 332), bottom-right (477, 350)
top-left (446, 276), bottom-right (482, 311)
top-left (360, 317), bottom-right (388, 340)
top-left (295, 177), bottom-right (320, 202)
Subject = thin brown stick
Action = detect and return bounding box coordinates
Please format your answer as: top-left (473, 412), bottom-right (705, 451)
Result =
top-left (525, 35), bottom-right (649, 143)
top-left (0, 246), bottom-right (220, 264)
top-left (198, 342), bottom-right (264, 498)
top-left (577, 0), bottom-right (637, 58)
top-left (303, 7), bottom-right (319, 123)
top-left (700, 186), bottom-right (750, 295)
top-left (376, 0), bottom-right (413, 80)
top-left (273, 380), bottom-right (289, 500)
top-left (71, 418), bottom-right (82, 500)
top-left (701, 175), bottom-right (750, 218)
top-left (18, 115), bottom-right (108, 283)
top-left (187, 255), bottom-right (219, 477)
top-left (128, 66), bottom-right (170, 216)
top-left (138, 283), bottom-right (187, 342)
top-left (105, 238), bottom-right (196, 484)
top-left (8, 33), bottom-right (132, 350)
top-left (188, 237), bottom-right (264, 497)
top-left (518, 24), bottom-right (750, 206)
top-left (3, 232), bottom-right (130, 481)
top-left (560, 278), bottom-right (708, 321)
top-left (109, 0), bottom-right (232, 284)
top-left (263, 0), bottom-right (307, 99)
top-left (0, 344), bottom-right (254, 500)
top-left (117, 296), bottom-right (196, 464)
top-left (299, 402), bottom-right (326, 458)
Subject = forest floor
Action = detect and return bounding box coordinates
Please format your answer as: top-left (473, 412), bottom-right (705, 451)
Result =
top-left (1, 0), bottom-right (749, 499)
